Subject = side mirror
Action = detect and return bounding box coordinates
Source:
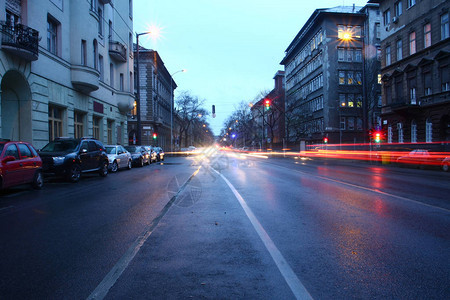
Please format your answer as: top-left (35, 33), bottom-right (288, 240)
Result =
top-left (2, 155), bottom-right (16, 163)
top-left (80, 148), bottom-right (88, 154)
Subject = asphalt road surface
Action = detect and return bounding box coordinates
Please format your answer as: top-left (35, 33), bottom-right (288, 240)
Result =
top-left (1, 150), bottom-right (449, 299)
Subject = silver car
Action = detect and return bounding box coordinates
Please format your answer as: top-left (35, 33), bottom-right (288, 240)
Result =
top-left (105, 145), bottom-right (132, 172)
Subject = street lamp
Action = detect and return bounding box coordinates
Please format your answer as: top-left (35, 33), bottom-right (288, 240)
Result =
top-left (135, 31), bottom-right (152, 145)
top-left (170, 69), bottom-right (186, 152)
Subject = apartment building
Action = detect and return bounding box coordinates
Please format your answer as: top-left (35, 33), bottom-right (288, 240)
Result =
top-left (281, 5), bottom-right (382, 146)
top-left (128, 47), bottom-right (177, 149)
top-left (0, 0), bottom-right (135, 148)
top-left (370, 0), bottom-right (450, 146)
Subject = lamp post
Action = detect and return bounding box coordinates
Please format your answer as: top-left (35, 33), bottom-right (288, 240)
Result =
top-left (135, 31), bottom-right (152, 145)
top-left (170, 69), bottom-right (186, 153)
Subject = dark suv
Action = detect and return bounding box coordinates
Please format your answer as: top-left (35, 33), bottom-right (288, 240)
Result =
top-left (39, 137), bottom-right (109, 182)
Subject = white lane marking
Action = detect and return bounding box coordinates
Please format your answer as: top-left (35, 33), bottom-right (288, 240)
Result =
top-left (271, 162), bottom-right (450, 213)
top-left (87, 167), bottom-right (201, 300)
top-left (213, 169), bottom-right (313, 300)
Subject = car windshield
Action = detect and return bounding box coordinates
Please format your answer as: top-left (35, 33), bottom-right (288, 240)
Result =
top-left (125, 146), bottom-right (138, 153)
top-left (105, 146), bottom-right (117, 154)
top-left (40, 140), bottom-right (79, 152)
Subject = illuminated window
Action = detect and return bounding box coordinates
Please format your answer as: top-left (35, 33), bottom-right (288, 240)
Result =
top-left (340, 94), bottom-right (346, 107)
top-left (411, 120), bottom-right (417, 143)
top-left (355, 72), bottom-right (362, 85)
top-left (378, 74), bottom-right (382, 84)
top-left (338, 25), bottom-right (345, 39)
top-left (347, 71), bottom-right (354, 85)
top-left (409, 31), bottom-right (416, 55)
top-left (339, 71), bottom-right (345, 85)
top-left (423, 23), bottom-right (431, 48)
top-left (356, 94), bottom-right (363, 107)
top-left (426, 119), bottom-right (432, 142)
top-left (348, 94), bottom-right (354, 107)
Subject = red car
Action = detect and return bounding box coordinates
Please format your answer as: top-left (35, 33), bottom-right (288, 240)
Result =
top-left (0, 140), bottom-right (43, 190)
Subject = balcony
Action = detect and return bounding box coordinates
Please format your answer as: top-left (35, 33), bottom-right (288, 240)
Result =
top-left (109, 40), bottom-right (127, 62)
top-left (71, 65), bottom-right (100, 93)
top-left (117, 92), bottom-right (134, 113)
top-left (0, 21), bottom-right (39, 61)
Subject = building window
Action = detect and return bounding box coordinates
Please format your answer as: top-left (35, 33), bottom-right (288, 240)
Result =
top-left (388, 125), bottom-right (393, 143)
top-left (81, 40), bottom-right (87, 65)
top-left (339, 71), bottom-right (345, 85)
top-left (385, 45), bottom-right (391, 65)
top-left (411, 120), bottom-right (417, 143)
top-left (47, 16), bottom-right (58, 55)
top-left (356, 94), bottom-right (363, 107)
top-left (355, 49), bottom-right (362, 62)
top-left (348, 117), bottom-right (355, 130)
top-left (357, 118), bottom-right (363, 130)
top-left (410, 87), bottom-right (416, 104)
top-left (129, 0), bottom-right (133, 19)
top-left (395, 76), bottom-right (403, 102)
top-left (93, 116), bottom-right (101, 140)
top-left (394, 1), bottom-right (402, 17)
top-left (426, 119), bottom-right (432, 143)
top-left (130, 72), bottom-right (133, 93)
top-left (74, 111), bottom-right (84, 139)
top-left (396, 39), bottom-right (402, 60)
top-left (441, 66), bottom-right (449, 91)
top-left (409, 31), bottom-right (416, 55)
top-left (91, 0), bottom-right (98, 11)
top-left (348, 94), bottom-right (354, 107)
top-left (398, 123), bottom-right (404, 143)
top-left (347, 71), bottom-right (354, 85)
top-left (93, 40), bottom-right (98, 69)
top-left (424, 23), bottom-right (431, 48)
top-left (338, 48), bottom-right (345, 61)
top-left (423, 72), bottom-right (432, 95)
top-left (355, 72), bottom-right (362, 85)
top-left (378, 94), bottom-right (382, 107)
top-left (383, 9), bottom-right (391, 26)
top-left (340, 117), bottom-right (346, 130)
top-left (107, 120), bottom-right (113, 144)
top-left (120, 73), bottom-right (124, 91)
top-left (442, 13), bottom-right (449, 40)
top-left (99, 55), bottom-right (104, 81)
top-left (376, 23), bottom-right (381, 39)
top-left (48, 105), bottom-right (63, 141)
top-left (98, 4), bottom-right (104, 36)
top-left (340, 94), bottom-right (346, 107)
top-left (109, 20), bottom-right (113, 39)
top-left (338, 25), bottom-right (345, 39)
top-left (110, 63), bottom-right (114, 88)
top-left (129, 33), bottom-right (133, 57)
top-left (407, 0), bottom-right (415, 9)
top-left (378, 74), bottom-right (382, 85)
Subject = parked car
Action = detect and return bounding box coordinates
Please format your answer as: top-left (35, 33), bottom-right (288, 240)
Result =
top-left (0, 140), bottom-right (43, 190)
top-left (143, 146), bottom-right (157, 163)
top-left (125, 145), bottom-right (149, 167)
top-left (154, 147), bottom-right (164, 161)
top-left (105, 145), bottom-right (132, 172)
top-left (442, 157), bottom-right (450, 172)
top-left (39, 137), bottom-right (109, 182)
top-left (395, 149), bottom-right (442, 168)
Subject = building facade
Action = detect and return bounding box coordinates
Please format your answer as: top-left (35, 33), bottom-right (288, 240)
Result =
top-left (281, 5), bottom-right (382, 146)
top-left (128, 47), bottom-right (176, 149)
top-left (370, 0), bottom-right (450, 147)
top-left (0, 0), bottom-right (135, 149)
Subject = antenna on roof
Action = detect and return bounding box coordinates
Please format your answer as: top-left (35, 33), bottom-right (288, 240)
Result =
top-left (353, 3), bottom-right (355, 12)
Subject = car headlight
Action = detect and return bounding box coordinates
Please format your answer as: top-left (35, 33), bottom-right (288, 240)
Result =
top-left (53, 156), bottom-right (65, 165)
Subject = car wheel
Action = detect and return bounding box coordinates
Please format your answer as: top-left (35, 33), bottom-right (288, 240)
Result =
top-left (139, 157), bottom-right (144, 167)
top-left (128, 159), bottom-right (132, 170)
top-left (149, 157), bottom-right (152, 164)
top-left (111, 161), bottom-right (119, 173)
top-left (99, 161), bottom-right (108, 177)
top-left (32, 170), bottom-right (44, 189)
top-left (67, 164), bottom-right (81, 183)
top-left (443, 162), bottom-right (449, 172)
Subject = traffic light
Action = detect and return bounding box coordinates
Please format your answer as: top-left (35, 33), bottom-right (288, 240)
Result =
top-left (264, 99), bottom-right (271, 110)
top-left (323, 137), bottom-right (328, 144)
top-left (374, 131), bottom-right (381, 143)
top-left (152, 133), bottom-right (157, 139)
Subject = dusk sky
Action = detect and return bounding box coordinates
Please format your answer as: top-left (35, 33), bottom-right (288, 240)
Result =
top-left (133, 0), bottom-right (371, 135)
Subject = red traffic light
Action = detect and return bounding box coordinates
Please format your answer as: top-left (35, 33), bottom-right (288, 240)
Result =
top-left (264, 99), bottom-right (271, 110)
top-left (323, 137), bottom-right (328, 144)
top-left (152, 133), bottom-right (157, 139)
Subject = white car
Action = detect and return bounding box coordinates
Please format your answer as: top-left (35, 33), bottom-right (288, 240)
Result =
top-left (105, 145), bottom-right (132, 172)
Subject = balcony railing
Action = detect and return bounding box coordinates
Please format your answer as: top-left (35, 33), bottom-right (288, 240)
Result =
top-left (0, 21), bottom-right (39, 61)
top-left (109, 40), bottom-right (127, 62)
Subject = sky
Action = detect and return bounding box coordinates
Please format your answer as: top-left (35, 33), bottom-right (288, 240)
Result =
top-left (133, 0), bottom-right (371, 136)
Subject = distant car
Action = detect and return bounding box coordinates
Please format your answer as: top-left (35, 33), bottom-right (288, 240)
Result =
top-left (143, 146), bottom-right (157, 163)
top-left (442, 157), bottom-right (450, 172)
top-left (125, 145), bottom-right (149, 167)
top-left (105, 145), bottom-right (132, 172)
top-left (395, 149), bottom-right (442, 168)
top-left (0, 140), bottom-right (43, 190)
top-left (39, 137), bottom-right (109, 182)
top-left (154, 147), bottom-right (164, 161)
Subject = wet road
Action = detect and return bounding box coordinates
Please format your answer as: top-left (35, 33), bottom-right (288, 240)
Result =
top-left (0, 151), bottom-right (449, 299)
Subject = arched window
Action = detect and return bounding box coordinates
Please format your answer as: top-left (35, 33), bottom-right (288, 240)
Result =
top-left (397, 122), bottom-right (404, 143)
top-left (411, 120), bottom-right (417, 143)
top-left (426, 119), bottom-right (432, 143)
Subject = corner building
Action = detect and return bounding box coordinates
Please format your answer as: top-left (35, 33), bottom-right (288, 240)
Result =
top-left (281, 5), bottom-right (382, 145)
top-left (370, 0), bottom-right (450, 146)
top-left (0, 0), bottom-right (135, 148)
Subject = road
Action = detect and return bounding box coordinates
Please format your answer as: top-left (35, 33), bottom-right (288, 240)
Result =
top-left (0, 150), bottom-right (449, 299)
